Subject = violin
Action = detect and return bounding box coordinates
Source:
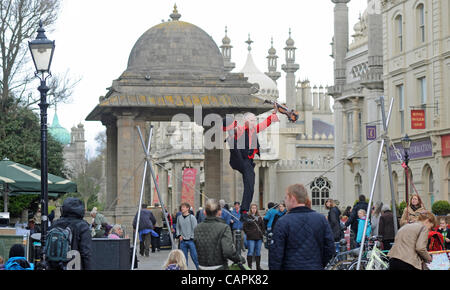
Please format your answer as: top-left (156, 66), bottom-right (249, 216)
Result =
top-left (264, 100), bottom-right (299, 123)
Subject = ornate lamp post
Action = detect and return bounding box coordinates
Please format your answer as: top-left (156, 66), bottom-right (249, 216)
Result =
top-left (28, 20), bottom-right (55, 264)
top-left (401, 134), bottom-right (412, 207)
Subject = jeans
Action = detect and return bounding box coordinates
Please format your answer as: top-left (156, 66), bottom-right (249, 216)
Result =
top-left (247, 239), bottom-right (262, 256)
top-left (180, 240), bottom-right (199, 270)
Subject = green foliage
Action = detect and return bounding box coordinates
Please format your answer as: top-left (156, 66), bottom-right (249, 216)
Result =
top-left (0, 105), bottom-right (66, 217)
top-left (432, 200), bottom-right (450, 216)
top-left (399, 201), bottom-right (407, 216)
top-left (353, 199), bottom-right (370, 206)
top-left (3, 195), bottom-right (39, 217)
top-left (0, 106), bottom-right (65, 177)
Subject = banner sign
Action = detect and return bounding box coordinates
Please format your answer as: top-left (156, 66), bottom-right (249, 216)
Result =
top-left (442, 135), bottom-right (450, 157)
top-left (181, 168), bottom-right (197, 207)
top-left (389, 138), bottom-right (433, 162)
top-left (411, 110), bottom-right (425, 129)
top-left (366, 125), bottom-right (377, 140)
top-left (153, 175), bottom-right (160, 205)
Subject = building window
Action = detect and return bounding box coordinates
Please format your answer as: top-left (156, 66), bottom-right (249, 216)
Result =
top-left (358, 112), bottom-right (362, 142)
top-left (424, 166), bottom-right (434, 207)
top-left (395, 15), bottom-right (403, 52)
top-left (417, 4), bottom-right (425, 43)
top-left (310, 177), bottom-right (331, 213)
top-left (397, 84), bottom-right (405, 133)
top-left (418, 77), bottom-right (427, 127)
top-left (347, 112), bottom-right (353, 144)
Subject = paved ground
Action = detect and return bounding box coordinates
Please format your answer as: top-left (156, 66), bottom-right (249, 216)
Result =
top-left (136, 243), bottom-right (269, 270)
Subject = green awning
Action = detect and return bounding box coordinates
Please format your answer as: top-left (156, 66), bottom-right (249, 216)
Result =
top-left (0, 159), bottom-right (77, 195)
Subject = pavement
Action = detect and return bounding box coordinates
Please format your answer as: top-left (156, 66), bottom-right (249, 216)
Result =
top-left (135, 242), bottom-right (269, 270)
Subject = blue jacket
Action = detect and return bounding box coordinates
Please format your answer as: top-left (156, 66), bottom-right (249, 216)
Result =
top-left (230, 209), bottom-right (243, 230)
top-left (269, 206), bottom-right (335, 270)
top-left (356, 217), bottom-right (371, 243)
top-left (5, 257), bottom-right (34, 270)
top-left (221, 209), bottom-right (232, 225)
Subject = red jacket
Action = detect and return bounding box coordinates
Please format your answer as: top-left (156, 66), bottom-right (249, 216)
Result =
top-left (223, 113), bottom-right (279, 159)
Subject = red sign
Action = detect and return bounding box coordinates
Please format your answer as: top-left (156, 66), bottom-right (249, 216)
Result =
top-left (181, 168), bottom-right (197, 208)
top-left (153, 175), bottom-right (160, 205)
top-left (442, 135), bottom-right (450, 157)
top-left (411, 110), bottom-right (425, 129)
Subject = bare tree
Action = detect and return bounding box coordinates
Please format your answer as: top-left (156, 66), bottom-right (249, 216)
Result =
top-left (0, 0), bottom-right (74, 113)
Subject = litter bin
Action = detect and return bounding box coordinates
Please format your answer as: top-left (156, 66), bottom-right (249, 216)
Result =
top-left (91, 238), bottom-right (132, 270)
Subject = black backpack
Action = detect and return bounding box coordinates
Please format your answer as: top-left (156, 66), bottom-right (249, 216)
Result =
top-left (44, 226), bottom-right (74, 267)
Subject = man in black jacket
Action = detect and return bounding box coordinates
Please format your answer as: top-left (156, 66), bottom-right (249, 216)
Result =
top-left (345, 195), bottom-right (369, 237)
top-left (133, 204), bottom-right (156, 257)
top-left (50, 197), bottom-right (92, 270)
top-left (269, 184), bottom-right (335, 270)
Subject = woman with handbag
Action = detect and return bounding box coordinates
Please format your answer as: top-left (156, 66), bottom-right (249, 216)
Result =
top-left (243, 204), bottom-right (265, 270)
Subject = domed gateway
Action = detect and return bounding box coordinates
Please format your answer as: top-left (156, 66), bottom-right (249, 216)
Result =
top-left (86, 6), bottom-right (271, 225)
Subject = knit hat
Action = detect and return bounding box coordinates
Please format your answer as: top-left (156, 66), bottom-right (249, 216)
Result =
top-left (381, 205), bottom-right (390, 213)
top-left (9, 244), bottom-right (25, 258)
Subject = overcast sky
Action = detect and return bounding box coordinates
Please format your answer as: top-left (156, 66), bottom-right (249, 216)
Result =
top-left (45, 0), bottom-right (367, 158)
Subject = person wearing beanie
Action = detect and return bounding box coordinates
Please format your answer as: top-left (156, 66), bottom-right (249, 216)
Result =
top-left (50, 197), bottom-right (92, 270)
top-left (4, 244), bottom-right (34, 270)
top-left (379, 204), bottom-right (397, 251)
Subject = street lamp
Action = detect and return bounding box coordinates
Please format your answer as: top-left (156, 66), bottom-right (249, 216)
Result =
top-left (401, 134), bottom-right (412, 209)
top-left (28, 20), bottom-right (55, 265)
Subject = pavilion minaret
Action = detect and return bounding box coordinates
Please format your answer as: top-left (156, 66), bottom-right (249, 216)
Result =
top-left (281, 29), bottom-right (299, 110)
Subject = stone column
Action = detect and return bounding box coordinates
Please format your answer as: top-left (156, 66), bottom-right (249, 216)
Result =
top-left (192, 161), bottom-right (202, 212)
top-left (171, 161), bottom-right (184, 211)
top-left (353, 104), bottom-right (360, 144)
top-left (333, 102), bottom-right (345, 200)
top-left (158, 162), bottom-right (169, 210)
top-left (103, 118), bottom-right (117, 212)
top-left (252, 162), bottom-right (260, 206)
top-left (267, 162), bottom-right (278, 203)
top-left (204, 149), bottom-right (222, 201)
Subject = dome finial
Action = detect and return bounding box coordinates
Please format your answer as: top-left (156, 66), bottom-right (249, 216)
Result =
top-left (170, 3), bottom-right (181, 21)
top-left (245, 34), bottom-right (253, 52)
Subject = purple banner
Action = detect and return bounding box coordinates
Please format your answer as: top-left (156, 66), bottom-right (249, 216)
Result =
top-left (366, 126), bottom-right (377, 140)
top-left (389, 138), bottom-right (433, 162)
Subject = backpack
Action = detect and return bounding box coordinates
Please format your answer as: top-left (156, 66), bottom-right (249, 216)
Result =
top-left (427, 231), bottom-right (444, 252)
top-left (44, 226), bottom-right (74, 267)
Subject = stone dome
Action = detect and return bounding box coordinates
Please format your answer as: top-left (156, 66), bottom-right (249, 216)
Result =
top-left (126, 12), bottom-right (225, 76)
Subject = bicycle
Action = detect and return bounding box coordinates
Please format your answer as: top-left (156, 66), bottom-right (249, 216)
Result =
top-left (347, 235), bottom-right (389, 270)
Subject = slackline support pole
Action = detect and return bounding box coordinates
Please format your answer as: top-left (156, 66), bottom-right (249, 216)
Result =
top-left (136, 126), bottom-right (176, 251)
top-left (131, 126), bottom-right (153, 270)
top-left (356, 96), bottom-right (394, 270)
top-left (380, 97), bottom-right (399, 235)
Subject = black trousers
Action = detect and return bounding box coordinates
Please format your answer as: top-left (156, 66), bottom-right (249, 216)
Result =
top-left (240, 159), bottom-right (255, 212)
top-left (389, 258), bottom-right (418, 270)
top-left (151, 227), bottom-right (162, 251)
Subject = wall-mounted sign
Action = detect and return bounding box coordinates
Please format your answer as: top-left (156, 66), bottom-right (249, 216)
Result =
top-left (389, 138), bottom-right (433, 162)
top-left (411, 110), bottom-right (425, 129)
top-left (366, 125), bottom-right (377, 140)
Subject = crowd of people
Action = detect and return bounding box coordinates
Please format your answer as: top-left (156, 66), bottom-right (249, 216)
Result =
top-left (1, 184), bottom-right (448, 271)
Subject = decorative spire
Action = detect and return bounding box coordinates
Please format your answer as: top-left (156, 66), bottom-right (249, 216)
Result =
top-left (266, 37), bottom-right (281, 83)
top-left (170, 3), bottom-right (181, 21)
top-left (268, 37), bottom-right (276, 55)
top-left (221, 26), bottom-right (235, 72)
top-left (222, 26), bottom-right (231, 45)
top-left (245, 34), bottom-right (253, 52)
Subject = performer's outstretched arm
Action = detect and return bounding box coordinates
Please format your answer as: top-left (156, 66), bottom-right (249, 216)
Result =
top-left (256, 112), bottom-right (280, 133)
